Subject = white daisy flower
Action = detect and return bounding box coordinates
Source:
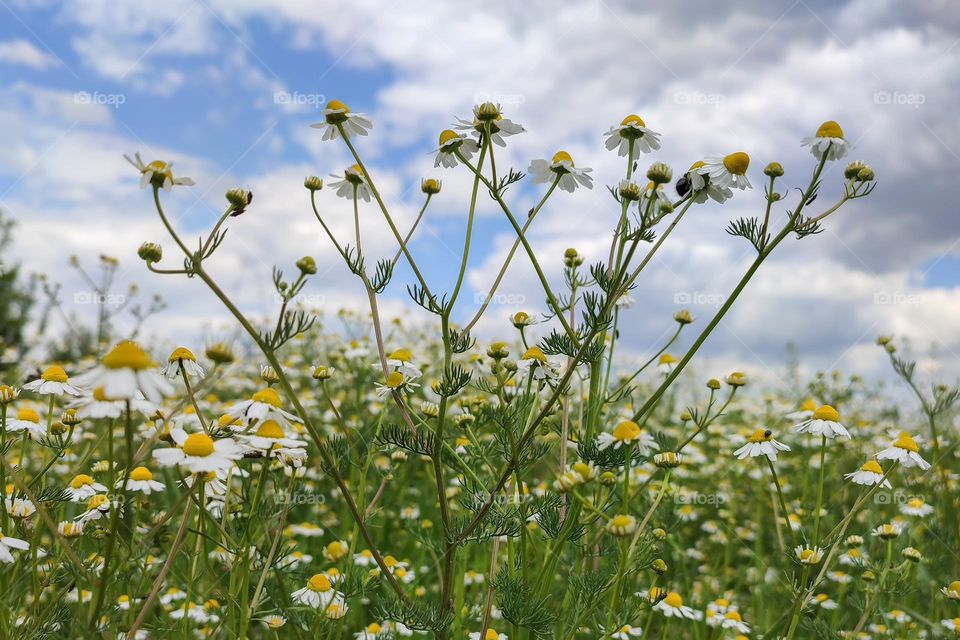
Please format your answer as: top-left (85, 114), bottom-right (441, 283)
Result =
top-left (794, 405), bottom-right (850, 439)
top-left (261, 615), bottom-right (287, 630)
top-left (801, 120), bottom-right (850, 161)
top-left (310, 100), bottom-right (373, 140)
top-left (70, 388), bottom-right (156, 420)
top-left (464, 570), bottom-right (485, 586)
top-left (606, 514), bottom-right (637, 537)
top-left (65, 474), bottom-right (107, 502)
top-left (286, 522), bottom-right (324, 537)
top-left (653, 592), bottom-right (702, 620)
top-left (810, 594), bottom-right (838, 609)
top-left (528, 151), bottom-right (593, 193)
top-left (124, 152), bottom-right (195, 191)
top-left (733, 428), bottom-right (790, 461)
top-left (604, 114), bottom-right (661, 160)
top-left (720, 611), bottom-right (750, 633)
top-left (515, 346), bottom-right (560, 384)
top-left (118, 466), bottom-right (165, 494)
top-left (23, 366), bottom-right (82, 397)
top-left (795, 545), bottom-right (824, 565)
top-left (785, 398), bottom-right (818, 422)
top-left (680, 160), bottom-right (732, 204)
top-left (5, 407), bottom-right (46, 439)
top-left (434, 129), bottom-right (480, 168)
top-left (240, 420), bottom-right (308, 457)
top-left (697, 152), bottom-right (751, 191)
top-left (469, 629), bottom-right (507, 640)
top-left (5, 497), bottom-right (35, 520)
top-left (941, 581), bottom-right (960, 600)
top-left (75, 494), bottom-right (114, 524)
top-left (639, 182), bottom-right (673, 219)
top-left (0, 530), bottom-right (29, 563)
top-left (329, 164), bottom-right (372, 202)
top-left (454, 103), bottom-right (525, 147)
top-left (872, 523), bottom-right (903, 539)
top-left (72, 341), bottom-right (173, 404)
top-left (875, 432), bottom-right (931, 470)
top-left (374, 371), bottom-right (420, 398)
top-left (377, 348), bottom-right (423, 380)
top-left (152, 428), bottom-right (243, 475)
top-left (656, 354), bottom-right (676, 374)
top-left (355, 622), bottom-right (386, 639)
top-left (225, 387), bottom-right (300, 428)
top-left (942, 617), bottom-right (960, 632)
top-left (162, 347), bottom-right (206, 380)
top-left (844, 459), bottom-right (892, 488)
top-left (610, 624), bottom-right (642, 639)
top-left (900, 496), bottom-right (933, 517)
top-left (597, 420), bottom-right (659, 454)
top-left (291, 573), bottom-right (346, 609)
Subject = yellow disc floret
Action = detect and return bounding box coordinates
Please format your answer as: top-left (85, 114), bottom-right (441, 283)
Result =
top-left (893, 432), bottom-right (919, 453)
top-left (815, 120), bottom-right (844, 139)
top-left (813, 405), bottom-right (840, 422)
top-left (102, 341), bottom-right (153, 371)
top-left (307, 574), bottom-right (332, 592)
top-left (256, 420), bottom-right (285, 439)
top-left (130, 466), bottom-right (153, 481)
top-left (252, 388), bottom-right (282, 408)
top-left (41, 365), bottom-right (69, 383)
top-left (612, 420), bottom-right (641, 442)
top-left (551, 151), bottom-right (574, 166)
top-left (722, 152), bottom-right (750, 175)
top-left (182, 433), bottom-right (215, 457)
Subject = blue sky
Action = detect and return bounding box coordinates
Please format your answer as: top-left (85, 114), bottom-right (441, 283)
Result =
top-left (1, 0), bottom-right (959, 382)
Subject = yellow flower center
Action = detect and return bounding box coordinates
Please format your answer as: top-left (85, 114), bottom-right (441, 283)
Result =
top-left (16, 408), bottom-right (39, 423)
top-left (326, 100), bottom-right (349, 113)
top-left (813, 405), bottom-right (839, 422)
top-left (725, 611), bottom-right (742, 621)
top-left (130, 466), bottom-right (153, 481)
top-left (722, 152), bottom-right (750, 175)
top-left (551, 150), bottom-right (574, 166)
top-left (384, 555), bottom-right (399, 568)
top-left (389, 348), bottom-right (413, 362)
top-left (800, 399), bottom-right (817, 411)
top-left (689, 160), bottom-right (706, 170)
top-left (521, 346), bottom-right (547, 363)
top-left (572, 462), bottom-right (591, 477)
top-left (252, 388), bottom-right (282, 408)
top-left (658, 354), bottom-right (676, 365)
top-left (92, 387), bottom-right (110, 402)
top-left (800, 549), bottom-right (817, 561)
top-left (860, 460), bottom-right (883, 474)
top-left (907, 498), bottom-right (924, 509)
top-left (307, 573), bottom-right (332, 592)
top-left (439, 129), bottom-right (460, 146)
top-left (621, 114), bottom-right (646, 127)
top-left (182, 433), bottom-right (215, 457)
top-left (384, 371), bottom-right (405, 389)
top-left (894, 432), bottom-right (919, 453)
top-left (168, 347), bottom-right (197, 363)
top-left (87, 494), bottom-right (109, 510)
top-left (41, 365), bottom-right (69, 382)
top-left (748, 429), bottom-right (772, 443)
top-left (484, 630), bottom-right (500, 640)
top-left (815, 120), bottom-right (844, 139)
top-left (102, 341), bottom-right (153, 371)
top-left (610, 515), bottom-right (633, 528)
top-left (70, 474), bottom-right (94, 489)
top-left (949, 581), bottom-right (960, 592)
top-left (145, 160), bottom-right (172, 178)
top-left (612, 421), bottom-right (641, 442)
top-left (256, 420), bottom-right (285, 439)
top-left (663, 592), bottom-right (683, 608)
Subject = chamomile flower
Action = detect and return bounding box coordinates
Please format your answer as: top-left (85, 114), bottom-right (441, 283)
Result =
top-left (5, 407), bottom-right (46, 439)
top-left (76, 494), bottom-right (113, 523)
top-left (5, 497), bottom-right (35, 520)
top-left (119, 466), bottom-right (165, 494)
top-left (152, 428), bottom-right (243, 475)
top-left (801, 120), bottom-right (850, 161)
top-left (795, 545), bottom-right (824, 565)
top-left (680, 161), bottom-right (732, 204)
top-left (287, 522), bottom-right (325, 537)
top-left (901, 496), bottom-right (934, 517)
top-left (654, 592), bottom-right (702, 620)
top-left (516, 346), bottom-right (560, 384)
top-left (469, 629), bottom-right (507, 640)
top-left (528, 151), bottom-right (593, 193)
top-left (553, 461), bottom-right (597, 492)
top-left (786, 398), bottom-right (818, 421)
top-left (875, 432), bottom-right (931, 470)
top-left (942, 618), bottom-right (960, 633)
top-left (65, 474), bottom-right (107, 502)
top-left (794, 405), bottom-right (850, 439)
top-left (72, 341), bottom-right (172, 403)
top-left (639, 181), bottom-right (673, 219)
top-left (720, 611), bottom-right (750, 633)
top-left (310, 100), bottom-right (373, 140)
top-left (610, 624), bottom-right (643, 639)
top-left (323, 540), bottom-right (349, 562)
top-left (942, 581), bottom-right (960, 600)
top-left (657, 354), bottom-right (677, 374)
top-left (872, 523), bottom-right (902, 539)
top-left (606, 514), bottom-right (637, 537)
top-left (375, 370), bottom-right (419, 398)
top-left (225, 388), bottom-right (300, 428)
top-left (70, 387), bottom-right (156, 420)
top-left (0, 530), bottom-right (29, 563)
top-left (291, 573), bottom-right (346, 609)
top-left (434, 129), bottom-right (480, 168)
top-left (162, 347), bottom-right (205, 380)
top-left (240, 419), bottom-right (308, 457)
top-left (124, 152), bottom-right (195, 190)
top-left (464, 570), bottom-right (485, 586)
top-left (261, 615), bottom-right (287, 630)
top-left (733, 428), bottom-right (790, 461)
top-left (810, 594), bottom-right (838, 609)
top-left (597, 420), bottom-right (659, 454)
top-left (355, 622), bottom-right (385, 639)
top-left (845, 460), bottom-right (892, 488)
top-left (329, 164), bottom-right (372, 202)
top-left (454, 103), bottom-right (525, 147)
top-left (604, 115), bottom-right (661, 160)
top-left (697, 152), bottom-right (751, 191)
top-left (380, 348), bottom-right (423, 380)
top-left (23, 366), bottom-right (82, 396)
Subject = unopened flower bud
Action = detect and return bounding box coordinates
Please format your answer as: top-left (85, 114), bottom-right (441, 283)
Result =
top-left (137, 242), bottom-right (163, 264)
top-left (296, 256), bottom-right (317, 275)
top-left (226, 188), bottom-right (253, 215)
top-left (706, 378), bottom-right (721, 390)
top-left (651, 559), bottom-right (668, 575)
top-left (763, 162), bottom-right (784, 177)
top-left (421, 178), bottom-right (442, 195)
top-left (647, 162), bottom-right (673, 185)
top-left (304, 176), bottom-right (324, 192)
top-left (312, 365), bottom-right (334, 381)
top-left (260, 365), bottom-right (279, 384)
top-left (674, 309), bottom-right (693, 325)
top-left (599, 471), bottom-right (617, 486)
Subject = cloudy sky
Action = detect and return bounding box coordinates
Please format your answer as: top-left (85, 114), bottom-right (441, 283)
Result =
top-left (0, 0), bottom-right (958, 384)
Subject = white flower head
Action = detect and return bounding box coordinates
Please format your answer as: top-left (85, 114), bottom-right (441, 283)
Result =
top-left (124, 152), bottom-right (195, 191)
top-left (801, 120), bottom-right (850, 161)
top-left (528, 151), bottom-right (593, 193)
top-left (310, 100), bottom-right (373, 140)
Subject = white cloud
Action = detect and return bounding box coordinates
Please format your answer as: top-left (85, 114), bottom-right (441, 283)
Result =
top-left (0, 38), bottom-right (59, 69)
